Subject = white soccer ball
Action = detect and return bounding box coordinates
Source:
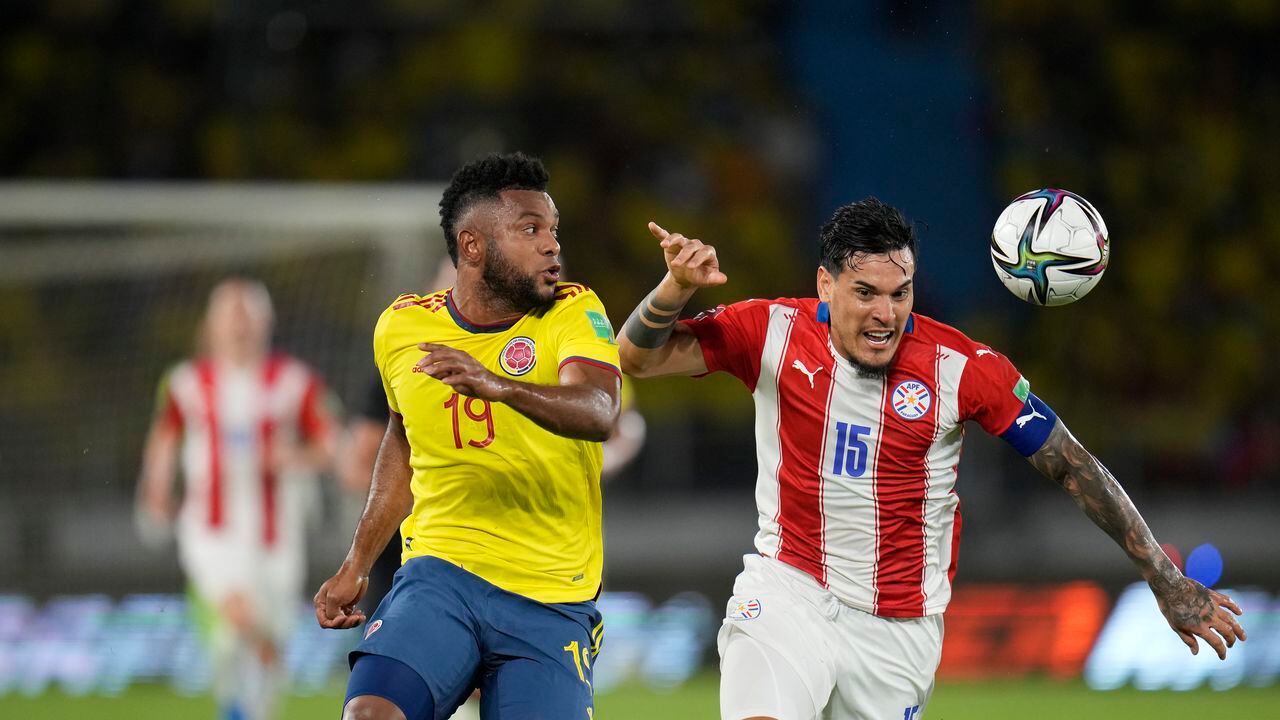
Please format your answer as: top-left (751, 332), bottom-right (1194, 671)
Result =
top-left (990, 188), bottom-right (1110, 306)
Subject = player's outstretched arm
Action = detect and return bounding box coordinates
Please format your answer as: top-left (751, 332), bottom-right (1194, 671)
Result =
top-left (137, 412), bottom-right (181, 525)
top-left (1028, 419), bottom-right (1246, 659)
top-left (618, 221), bottom-right (727, 378)
top-left (314, 412), bottom-right (413, 629)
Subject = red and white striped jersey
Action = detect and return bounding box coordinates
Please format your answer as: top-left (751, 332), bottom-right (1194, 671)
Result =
top-left (684, 298), bottom-right (1042, 618)
top-left (158, 353), bottom-right (329, 555)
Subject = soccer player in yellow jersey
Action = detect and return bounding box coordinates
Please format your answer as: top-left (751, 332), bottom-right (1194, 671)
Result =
top-left (314, 153), bottom-right (621, 720)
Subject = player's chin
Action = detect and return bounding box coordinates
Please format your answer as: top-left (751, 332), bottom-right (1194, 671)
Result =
top-left (851, 341), bottom-right (899, 374)
top-left (533, 282), bottom-right (557, 304)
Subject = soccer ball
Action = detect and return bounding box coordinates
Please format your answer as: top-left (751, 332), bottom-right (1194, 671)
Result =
top-left (989, 188), bottom-right (1110, 306)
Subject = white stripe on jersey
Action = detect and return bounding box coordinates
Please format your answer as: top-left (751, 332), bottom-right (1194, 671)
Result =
top-left (821, 355), bottom-right (891, 612)
top-left (751, 304), bottom-right (799, 560)
top-left (919, 345), bottom-right (967, 614)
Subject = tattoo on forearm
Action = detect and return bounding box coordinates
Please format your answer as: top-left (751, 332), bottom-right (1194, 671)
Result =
top-left (1029, 422), bottom-right (1176, 582)
top-left (622, 289), bottom-right (686, 349)
top-left (1030, 422), bottom-right (1239, 647)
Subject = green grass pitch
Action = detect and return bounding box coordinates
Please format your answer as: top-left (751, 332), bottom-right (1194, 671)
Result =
top-left (2, 675), bottom-right (1277, 719)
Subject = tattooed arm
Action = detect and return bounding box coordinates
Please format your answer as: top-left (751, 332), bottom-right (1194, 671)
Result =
top-left (1028, 419), bottom-right (1246, 659)
top-left (618, 222), bottom-right (728, 378)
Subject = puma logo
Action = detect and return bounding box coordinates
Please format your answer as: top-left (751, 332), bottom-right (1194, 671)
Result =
top-left (791, 359), bottom-right (823, 388)
top-left (1015, 409), bottom-right (1047, 429)
top-left (976, 348), bottom-right (996, 357)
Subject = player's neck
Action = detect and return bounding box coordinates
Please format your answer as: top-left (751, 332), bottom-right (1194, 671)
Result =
top-left (449, 282), bottom-right (526, 326)
top-left (211, 346), bottom-right (267, 369)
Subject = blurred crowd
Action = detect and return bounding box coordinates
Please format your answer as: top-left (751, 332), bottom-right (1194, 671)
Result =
top-left (980, 1), bottom-right (1280, 493)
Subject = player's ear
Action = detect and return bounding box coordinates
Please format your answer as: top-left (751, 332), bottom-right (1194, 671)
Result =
top-left (457, 228), bottom-right (484, 266)
top-left (817, 265), bottom-right (835, 303)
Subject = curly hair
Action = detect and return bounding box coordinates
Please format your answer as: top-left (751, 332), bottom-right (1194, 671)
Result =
top-left (438, 152), bottom-right (550, 265)
top-left (818, 197), bottom-right (919, 275)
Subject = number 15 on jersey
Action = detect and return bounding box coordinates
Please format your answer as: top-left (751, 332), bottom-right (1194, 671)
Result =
top-left (832, 421), bottom-right (871, 478)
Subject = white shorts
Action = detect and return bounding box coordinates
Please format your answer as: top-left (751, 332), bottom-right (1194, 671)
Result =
top-left (717, 555), bottom-right (943, 720)
top-left (178, 522), bottom-right (304, 645)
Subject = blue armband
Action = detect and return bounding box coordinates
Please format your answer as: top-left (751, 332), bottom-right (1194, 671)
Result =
top-left (999, 392), bottom-right (1057, 456)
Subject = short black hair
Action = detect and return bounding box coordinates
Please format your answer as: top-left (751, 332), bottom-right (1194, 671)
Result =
top-left (818, 197), bottom-right (918, 275)
top-left (438, 152), bottom-right (550, 265)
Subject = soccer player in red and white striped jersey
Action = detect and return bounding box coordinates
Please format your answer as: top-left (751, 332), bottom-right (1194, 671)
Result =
top-left (138, 278), bottom-right (336, 720)
top-left (618, 199), bottom-right (1245, 720)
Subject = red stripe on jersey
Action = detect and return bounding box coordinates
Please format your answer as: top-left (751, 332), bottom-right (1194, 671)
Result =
top-left (558, 356), bottom-right (622, 378)
top-left (160, 387), bottom-right (184, 431)
top-left (195, 360), bottom-right (223, 530)
top-left (554, 282), bottom-right (587, 299)
top-left (259, 416), bottom-right (277, 546)
top-left (299, 376), bottom-right (326, 440)
top-left (872, 368), bottom-right (939, 617)
top-left (774, 320), bottom-right (831, 586)
top-left (259, 355), bottom-right (286, 547)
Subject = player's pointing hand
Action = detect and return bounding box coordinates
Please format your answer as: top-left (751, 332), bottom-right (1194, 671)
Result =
top-left (649, 221), bottom-right (728, 290)
top-left (415, 343), bottom-right (511, 401)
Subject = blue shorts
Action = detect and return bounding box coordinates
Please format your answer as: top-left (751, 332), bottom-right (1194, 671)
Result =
top-left (347, 556), bottom-right (603, 720)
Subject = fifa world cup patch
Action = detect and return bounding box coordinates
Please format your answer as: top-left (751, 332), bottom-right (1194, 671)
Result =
top-left (499, 336), bottom-right (537, 376)
top-left (729, 598), bottom-right (762, 621)
top-left (1012, 376), bottom-right (1030, 402)
top-left (585, 310), bottom-right (616, 343)
top-left (891, 380), bottom-right (932, 420)
top-left (364, 619), bottom-right (383, 639)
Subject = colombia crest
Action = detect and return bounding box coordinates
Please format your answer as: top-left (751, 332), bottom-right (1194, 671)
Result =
top-left (500, 336), bottom-right (537, 376)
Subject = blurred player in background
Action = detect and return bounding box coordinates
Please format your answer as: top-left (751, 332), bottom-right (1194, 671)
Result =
top-left (137, 277), bottom-right (337, 720)
top-left (618, 200), bottom-right (1246, 720)
top-left (315, 152), bottom-right (622, 720)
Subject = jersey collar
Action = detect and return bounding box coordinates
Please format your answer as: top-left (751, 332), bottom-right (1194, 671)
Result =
top-left (445, 290), bottom-right (523, 334)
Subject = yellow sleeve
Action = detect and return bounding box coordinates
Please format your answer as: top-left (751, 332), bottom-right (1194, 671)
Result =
top-left (551, 289), bottom-right (621, 377)
top-left (372, 304), bottom-right (402, 415)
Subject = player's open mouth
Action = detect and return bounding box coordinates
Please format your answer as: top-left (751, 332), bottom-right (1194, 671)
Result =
top-left (542, 266), bottom-right (561, 282)
top-left (863, 330), bottom-right (893, 346)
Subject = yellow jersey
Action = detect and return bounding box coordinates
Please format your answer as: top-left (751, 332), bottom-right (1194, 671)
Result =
top-left (373, 282), bottom-right (620, 603)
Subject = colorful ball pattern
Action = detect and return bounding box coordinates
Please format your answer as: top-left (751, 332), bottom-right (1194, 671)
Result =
top-left (501, 337), bottom-right (537, 376)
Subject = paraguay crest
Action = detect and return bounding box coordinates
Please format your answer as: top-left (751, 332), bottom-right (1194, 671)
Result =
top-left (500, 336), bottom-right (537, 376)
top-left (729, 598), bottom-right (762, 621)
top-left (892, 380), bottom-right (931, 420)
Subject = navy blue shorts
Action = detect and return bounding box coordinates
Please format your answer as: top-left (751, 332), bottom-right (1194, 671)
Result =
top-left (347, 556), bottom-right (603, 720)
